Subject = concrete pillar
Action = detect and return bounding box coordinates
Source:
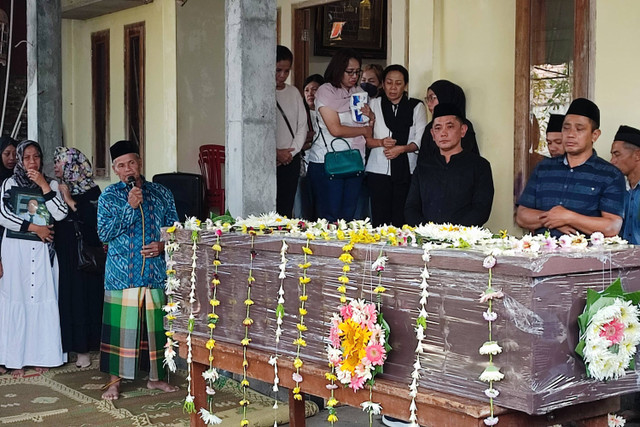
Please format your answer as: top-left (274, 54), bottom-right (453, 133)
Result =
top-left (26, 0), bottom-right (62, 163)
top-left (225, 0), bottom-right (276, 217)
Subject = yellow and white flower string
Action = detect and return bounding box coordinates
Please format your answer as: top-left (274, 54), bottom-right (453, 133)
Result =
top-left (268, 239), bottom-right (288, 427)
top-left (326, 238), bottom-right (356, 425)
top-left (240, 231), bottom-right (257, 427)
top-left (408, 243), bottom-right (431, 426)
top-left (478, 253), bottom-right (504, 426)
top-left (198, 228), bottom-right (223, 425)
top-left (183, 218), bottom-right (201, 414)
top-left (162, 223), bottom-right (181, 373)
top-left (292, 235), bottom-right (313, 402)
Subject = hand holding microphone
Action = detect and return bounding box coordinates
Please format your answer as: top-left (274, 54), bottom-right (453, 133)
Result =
top-left (126, 176), bottom-right (143, 209)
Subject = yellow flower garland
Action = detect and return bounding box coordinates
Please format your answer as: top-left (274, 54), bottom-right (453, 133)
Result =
top-left (292, 234), bottom-right (313, 401)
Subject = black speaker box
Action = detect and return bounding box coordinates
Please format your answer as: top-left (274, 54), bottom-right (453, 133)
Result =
top-left (152, 172), bottom-right (206, 221)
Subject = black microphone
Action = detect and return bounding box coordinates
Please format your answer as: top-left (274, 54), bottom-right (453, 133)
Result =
top-left (126, 176), bottom-right (136, 190)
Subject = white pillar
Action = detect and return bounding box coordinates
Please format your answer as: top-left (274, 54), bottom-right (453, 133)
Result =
top-left (225, 0), bottom-right (277, 217)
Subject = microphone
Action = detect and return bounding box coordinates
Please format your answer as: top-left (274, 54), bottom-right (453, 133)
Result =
top-left (126, 176), bottom-right (136, 190)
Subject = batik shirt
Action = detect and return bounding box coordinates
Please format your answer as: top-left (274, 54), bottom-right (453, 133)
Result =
top-left (98, 178), bottom-right (178, 291)
top-left (621, 181), bottom-right (640, 244)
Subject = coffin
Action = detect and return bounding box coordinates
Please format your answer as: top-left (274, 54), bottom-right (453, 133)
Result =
top-left (167, 229), bottom-right (640, 415)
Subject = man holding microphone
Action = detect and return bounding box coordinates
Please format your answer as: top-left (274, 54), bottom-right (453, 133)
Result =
top-left (97, 140), bottom-right (179, 400)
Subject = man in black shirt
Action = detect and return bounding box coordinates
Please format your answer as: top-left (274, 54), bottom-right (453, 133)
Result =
top-left (405, 103), bottom-right (494, 226)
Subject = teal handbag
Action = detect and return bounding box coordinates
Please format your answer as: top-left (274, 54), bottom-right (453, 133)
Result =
top-left (318, 126), bottom-right (364, 179)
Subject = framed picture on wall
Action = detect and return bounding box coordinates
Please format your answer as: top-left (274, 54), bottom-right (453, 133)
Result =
top-left (314, 0), bottom-right (387, 59)
top-left (6, 187), bottom-right (51, 242)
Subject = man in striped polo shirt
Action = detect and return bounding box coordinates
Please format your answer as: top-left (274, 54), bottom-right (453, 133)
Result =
top-left (516, 98), bottom-right (625, 237)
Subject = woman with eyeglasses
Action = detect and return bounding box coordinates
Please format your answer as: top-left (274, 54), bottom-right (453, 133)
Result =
top-left (365, 65), bottom-right (427, 227)
top-left (306, 48), bottom-right (374, 222)
top-left (417, 80), bottom-right (479, 165)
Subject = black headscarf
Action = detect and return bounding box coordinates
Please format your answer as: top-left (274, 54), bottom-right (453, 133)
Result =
top-left (418, 80), bottom-right (479, 164)
top-left (0, 135), bottom-right (17, 181)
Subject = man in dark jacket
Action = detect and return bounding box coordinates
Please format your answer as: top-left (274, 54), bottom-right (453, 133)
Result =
top-left (405, 103), bottom-right (494, 226)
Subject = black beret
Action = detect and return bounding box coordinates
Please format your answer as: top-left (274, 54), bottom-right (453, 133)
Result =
top-left (546, 114), bottom-right (564, 133)
top-left (565, 98), bottom-right (600, 128)
top-left (614, 125), bottom-right (640, 148)
top-left (110, 140), bottom-right (139, 161)
top-left (432, 103), bottom-right (465, 121)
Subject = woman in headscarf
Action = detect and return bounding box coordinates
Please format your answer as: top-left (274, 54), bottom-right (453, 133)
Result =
top-left (417, 79), bottom-right (479, 165)
top-left (53, 147), bottom-right (103, 369)
top-left (365, 65), bottom-right (427, 227)
top-left (0, 140), bottom-right (68, 377)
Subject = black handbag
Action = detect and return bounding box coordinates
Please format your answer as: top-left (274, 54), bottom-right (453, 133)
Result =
top-left (74, 221), bottom-right (106, 273)
top-left (317, 125), bottom-right (364, 179)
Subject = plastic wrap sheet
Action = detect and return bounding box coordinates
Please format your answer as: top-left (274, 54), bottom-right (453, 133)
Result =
top-left (166, 229), bottom-right (640, 415)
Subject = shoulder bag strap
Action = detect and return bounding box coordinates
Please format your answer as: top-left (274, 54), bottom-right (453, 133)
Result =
top-left (276, 101), bottom-right (295, 139)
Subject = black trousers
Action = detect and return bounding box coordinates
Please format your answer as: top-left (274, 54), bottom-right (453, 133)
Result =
top-left (367, 172), bottom-right (410, 227)
top-left (276, 153), bottom-right (301, 217)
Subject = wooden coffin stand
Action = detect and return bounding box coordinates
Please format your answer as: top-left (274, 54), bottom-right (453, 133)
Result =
top-left (167, 231), bottom-right (639, 426)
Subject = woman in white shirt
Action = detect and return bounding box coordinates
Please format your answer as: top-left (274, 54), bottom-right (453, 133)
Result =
top-left (365, 65), bottom-right (427, 227)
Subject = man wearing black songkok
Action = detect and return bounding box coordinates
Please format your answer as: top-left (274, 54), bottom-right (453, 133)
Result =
top-left (517, 98), bottom-right (625, 237)
top-left (610, 125), bottom-right (640, 244)
top-left (546, 114), bottom-right (565, 157)
top-left (404, 103), bottom-right (494, 226)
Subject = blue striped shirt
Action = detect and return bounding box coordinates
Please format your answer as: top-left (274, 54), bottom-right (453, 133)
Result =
top-left (517, 152), bottom-right (625, 235)
top-left (98, 179), bottom-right (178, 291)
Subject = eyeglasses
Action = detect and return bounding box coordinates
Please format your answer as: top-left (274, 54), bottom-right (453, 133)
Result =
top-left (344, 69), bottom-right (362, 76)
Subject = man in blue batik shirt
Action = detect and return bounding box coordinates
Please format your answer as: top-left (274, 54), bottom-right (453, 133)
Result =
top-left (516, 98), bottom-right (625, 237)
top-left (97, 140), bottom-right (179, 400)
top-left (610, 125), bottom-right (640, 244)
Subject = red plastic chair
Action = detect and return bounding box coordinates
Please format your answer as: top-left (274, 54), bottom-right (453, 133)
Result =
top-left (198, 144), bottom-right (225, 215)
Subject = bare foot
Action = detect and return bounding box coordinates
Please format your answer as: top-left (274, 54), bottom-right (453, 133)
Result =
top-left (11, 369), bottom-right (24, 378)
top-left (147, 380), bottom-right (179, 393)
top-left (101, 375), bottom-right (121, 400)
top-left (76, 353), bottom-right (91, 368)
top-left (34, 367), bottom-right (49, 374)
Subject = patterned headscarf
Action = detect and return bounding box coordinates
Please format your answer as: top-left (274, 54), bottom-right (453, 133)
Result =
top-left (12, 140), bottom-right (51, 188)
top-left (53, 147), bottom-right (98, 195)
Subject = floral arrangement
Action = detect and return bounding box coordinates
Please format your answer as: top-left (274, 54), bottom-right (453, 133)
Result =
top-left (414, 222), bottom-right (492, 247)
top-left (199, 227), bottom-right (223, 425)
top-left (183, 217), bottom-right (201, 414)
top-left (478, 253), bottom-right (504, 426)
top-left (327, 298), bottom-right (390, 393)
top-left (575, 279), bottom-right (640, 381)
top-left (162, 222), bottom-right (181, 372)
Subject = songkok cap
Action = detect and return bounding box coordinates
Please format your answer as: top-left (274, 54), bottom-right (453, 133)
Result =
top-left (110, 140), bottom-right (139, 161)
top-left (565, 98), bottom-right (600, 128)
top-left (432, 103), bottom-right (465, 121)
top-left (614, 125), bottom-right (640, 148)
top-left (546, 114), bottom-right (564, 133)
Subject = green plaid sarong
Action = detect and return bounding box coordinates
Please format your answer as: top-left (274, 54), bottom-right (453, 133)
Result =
top-left (100, 287), bottom-right (166, 380)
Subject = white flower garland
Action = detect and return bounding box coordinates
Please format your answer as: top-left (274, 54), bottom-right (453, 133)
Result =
top-left (268, 240), bottom-right (288, 426)
top-left (162, 223), bottom-right (181, 373)
top-left (183, 218), bottom-right (201, 414)
top-left (407, 244), bottom-right (431, 426)
top-left (479, 254), bottom-right (504, 426)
